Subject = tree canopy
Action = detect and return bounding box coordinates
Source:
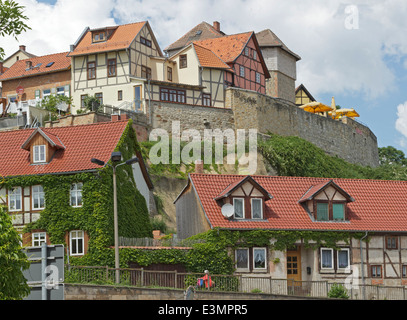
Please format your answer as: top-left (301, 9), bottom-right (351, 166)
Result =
top-left (0, 0), bottom-right (30, 60)
top-left (0, 206), bottom-right (30, 300)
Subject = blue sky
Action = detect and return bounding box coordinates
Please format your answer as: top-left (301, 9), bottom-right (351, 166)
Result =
top-left (3, 0), bottom-right (407, 155)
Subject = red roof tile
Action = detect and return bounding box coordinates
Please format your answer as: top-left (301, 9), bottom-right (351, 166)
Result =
top-left (192, 43), bottom-right (232, 70)
top-left (0, 52), bottom-right (70, 81)
top-left (69, 22), bottom-right (146, 56)
top-left (194, 32), bottom-right (253, 63)
top-left (186, 173), bottom-right (407, 233)
top-left (0, 120), bottom-right (129, 177)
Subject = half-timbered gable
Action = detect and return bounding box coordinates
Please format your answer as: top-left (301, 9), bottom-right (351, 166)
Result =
top-left (194, 32), bottom-right (270, 95)
top-left (68, 21), bottom-right (163, 114)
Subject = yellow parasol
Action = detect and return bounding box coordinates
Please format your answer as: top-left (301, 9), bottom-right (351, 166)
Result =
top-left (299, 101), bottom-right (333, 114)
top-left (329, 108), bottom-right (360, 119)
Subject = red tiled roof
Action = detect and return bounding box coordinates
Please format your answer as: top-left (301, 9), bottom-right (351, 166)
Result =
top-left (69, 22), bottom-right (146, 56)
top-left (0, 52), bottom-right (70, 81)
top-left (194, 32), bottom-right (253, 63)
top-left (186, 173), bottom-right (407, 233)
top-left (192, 43), bottom-right (232, 70)
top-left (0, 120), bottom-right (129, 177)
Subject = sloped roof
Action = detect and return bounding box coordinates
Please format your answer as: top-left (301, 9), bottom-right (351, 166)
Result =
top-left (0, 120), bottom-right (129, 177)
top-left (182, 173), bottom-right (407, 233)
top-left (256, 29), bottom-right (301, 60)
top-left (192, 43), bottom-right (232, 70)
top-left (0, 52), bottom-right (70, 81)
top-left (165, 21), bottom-right (225, 54)
top-left (68, 22), bottom-right (150, 56)
top-left (193, 32), bottom-right (253, 63)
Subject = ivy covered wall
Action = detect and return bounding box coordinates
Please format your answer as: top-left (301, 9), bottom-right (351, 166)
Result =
top-left (4, 120), bottom-right (152, 266)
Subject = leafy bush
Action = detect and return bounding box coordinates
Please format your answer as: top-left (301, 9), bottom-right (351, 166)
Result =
top-left (328, 283), bottom-right (349, 299)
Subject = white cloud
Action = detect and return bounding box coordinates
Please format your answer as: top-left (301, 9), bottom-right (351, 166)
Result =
top-left (396, 101), bottom-right (407, 146)
top-left (2, 0), bottom-right (407, 102)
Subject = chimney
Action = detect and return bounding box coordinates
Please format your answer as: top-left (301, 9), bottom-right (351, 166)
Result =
top-left (111, 114), bottom-right (120, 122)
top-left (195, 159), bottom-right (204, 174)
top-left (120, 113), bottom-right (129, 121)
top-left (213, 21), bottom-right (220, 32)
top-left (0, 61), bottom-right (3, 74)
top-left (19, 45), bottom-right (26, 51)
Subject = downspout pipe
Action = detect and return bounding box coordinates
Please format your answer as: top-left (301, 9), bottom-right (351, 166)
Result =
top-left (360, 231), bottom-right (368, 300)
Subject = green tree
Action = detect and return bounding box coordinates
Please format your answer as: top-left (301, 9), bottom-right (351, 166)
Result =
top-left (0, 0), bottom-right (31, 60)
top-left (0, 206), bottom-right (30, 300)
top-left (378, 146), bottom-right (407, 166)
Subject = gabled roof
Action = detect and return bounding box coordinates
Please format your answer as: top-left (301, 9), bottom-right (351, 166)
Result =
top-left (0, 52), bottom-right (70, 81)
top-left (193, 32), bottom-right (271, 78)
top-left (295, 83), bottom-right (316, 102)
top-left (214, 175), bottom-right (272, 201)
top-left (192, 43), bottom-right (233, 70)
top-left (165, 21), bottom-right (225, 54)
top-left (298, 180), bottom-right (355, 203)
top-left (193, 32), bottom-right (254, 63)
top-left (0, 120), bottom-right (129, 177)
top-left (21, 127), bottom-right (65, 150)
top-left (256, 29), bottom-right (301, 61)
top-left (183, 173), bottom-right (407, 233)
top-left (68, 21), bottom-right (162, 57)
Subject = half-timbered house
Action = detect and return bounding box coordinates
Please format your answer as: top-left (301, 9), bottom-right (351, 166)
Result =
top-left (0, 117), bottom-right (153, 255)
top-left (68, 21), bottom-right (163, 114)
top-left (175, 172), bottom-right (407, 287)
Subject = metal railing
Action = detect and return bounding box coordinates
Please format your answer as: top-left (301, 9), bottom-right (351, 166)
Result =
top-left (64, 265), bottom-right (407, 299)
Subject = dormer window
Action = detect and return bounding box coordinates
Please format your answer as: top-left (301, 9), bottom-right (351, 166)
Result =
top-left (33, 145), bottom-right (46, 163)
top-left (93, 31), bottom-right (106, 43)
top-left (233, 198), bottom-right (244, 219)
top-left (299, 180), bottom-right (354, 223)
top-left (21, 128), bottom-right (65, 165)
top-left (215, 176), bottom-right (272, 221)
top-left (251, 198), bottom-right (263, 219)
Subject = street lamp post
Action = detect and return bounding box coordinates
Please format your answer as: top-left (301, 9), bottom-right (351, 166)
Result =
top-left (91, 151), bottom-right (139, 284)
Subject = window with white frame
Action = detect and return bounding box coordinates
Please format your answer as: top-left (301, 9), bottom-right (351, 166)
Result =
top-left (255, 72), bottom-right (261, 84)
top-left (253, 247), bottom-right (267, 270)
top-left (69, 230), bottom-right (84, 256)
top-left (32, 232), bottom-right (46, 247)
top-left (32, 185), bottom-right (45, 210)
top-left (233, 198), bottom-right (245, 219)
top-left (251, 198), bottom-right (263, 219)
top-left (8, 187), bottom-right (22, 211)
top-left (320, 248), bottom-right (334, 269)
top-left (235, 247), bottom-right (267, 271)
top-left (33, 145), bottom-right (46, 163)
top-left (70, 183), bottom-right (83, 207)
top-left (235, 248), bottom-right (249, 270)
top-left (239, 66), bottom-right (245, 77)
top-left (337, 248), bottom-right (350, 269)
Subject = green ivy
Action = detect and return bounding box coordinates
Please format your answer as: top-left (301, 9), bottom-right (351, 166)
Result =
top-left (5, 120), bottom-right (152, 266)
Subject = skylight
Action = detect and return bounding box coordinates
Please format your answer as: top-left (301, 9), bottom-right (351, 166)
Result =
top-left (46, 62), bottom-right (55, 68)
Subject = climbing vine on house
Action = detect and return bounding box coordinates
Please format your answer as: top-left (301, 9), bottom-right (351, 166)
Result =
top-left (4, 120), bottom-right (152, 266)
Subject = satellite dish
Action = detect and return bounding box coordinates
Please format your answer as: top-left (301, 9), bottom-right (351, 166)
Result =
top-left (221, 203), bottom-right (234, 218)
